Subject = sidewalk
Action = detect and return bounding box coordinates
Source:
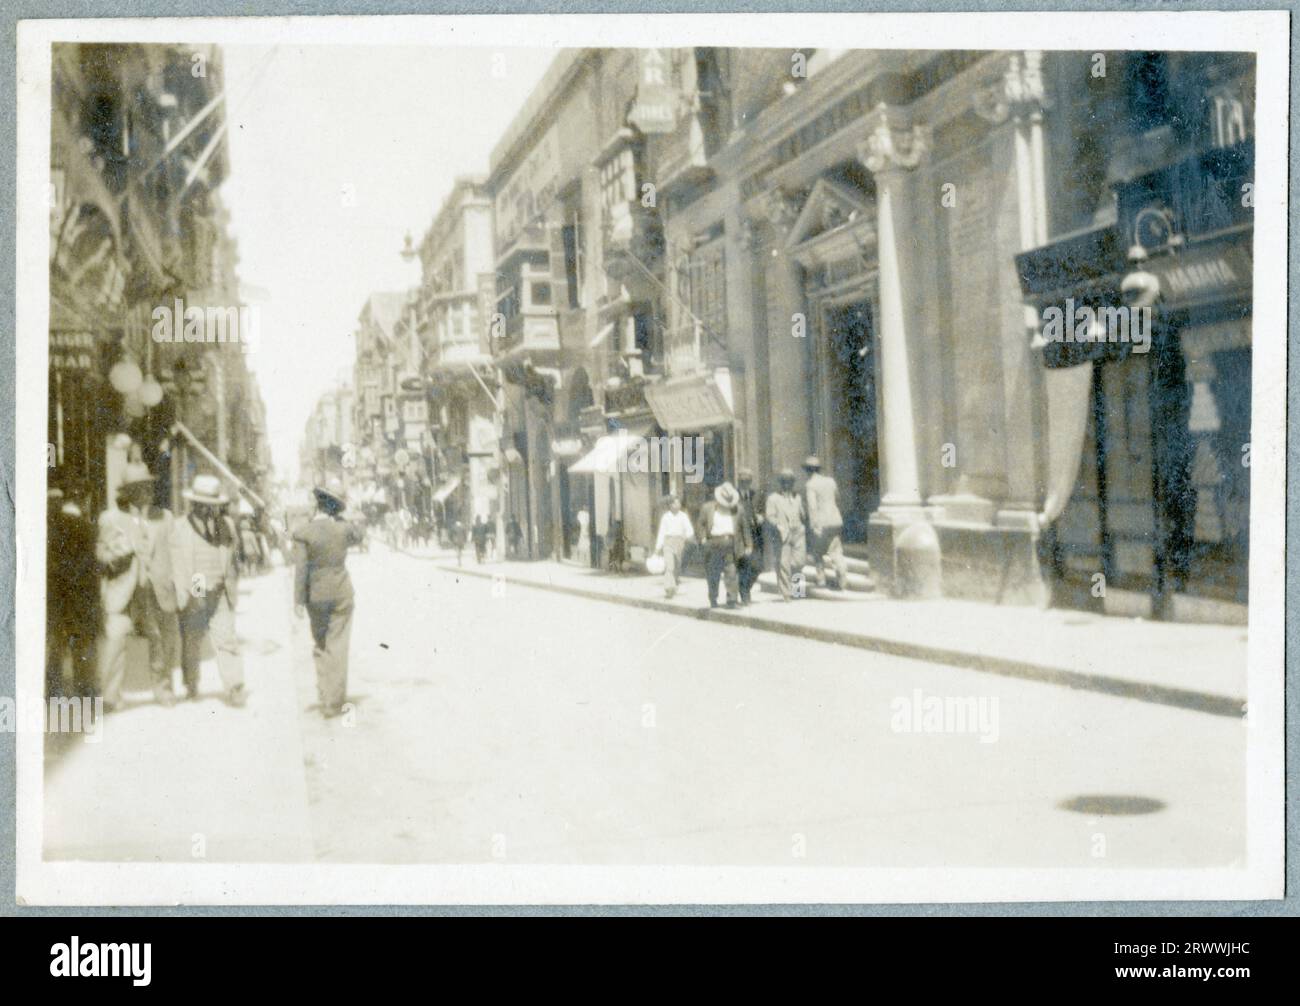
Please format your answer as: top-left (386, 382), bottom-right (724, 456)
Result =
top-left (407, 543), bottom-right (1247, 718)
top-left (43, 564), bottom-right (314, 862)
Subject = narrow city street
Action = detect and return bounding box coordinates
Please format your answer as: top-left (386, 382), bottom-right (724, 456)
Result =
top-left (45, 542), bottom-right (1245, 868)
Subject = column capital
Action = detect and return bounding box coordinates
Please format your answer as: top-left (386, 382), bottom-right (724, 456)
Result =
top-left (857, 106), bottom-right (930, 175)
top-left (972, 50), bottom-right (1050, 124)
top-left (758, 187), bottom-right (801, 238)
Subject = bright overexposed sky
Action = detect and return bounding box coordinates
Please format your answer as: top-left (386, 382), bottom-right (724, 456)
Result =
top-left (221, 44), bottom-right (555, 479)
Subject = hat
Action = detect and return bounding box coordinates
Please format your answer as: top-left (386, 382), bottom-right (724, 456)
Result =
top-left (777, 467), bottom-right (797, 483)
top-left (737, 467), bottom-right (755, 481)
top-left (713, 482), bottom-right (740, 509)
top-left (120, 461), bottom-right (155, 490)
top-left (183, 473), bottom-right (229, 506)
top-left (313, 476), bottom-right (347, 510)
top-left (803, 455), bottom-right (822, 471)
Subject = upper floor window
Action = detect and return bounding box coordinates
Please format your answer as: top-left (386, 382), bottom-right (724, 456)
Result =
top-left (600, 147), bottom-right (638, 213)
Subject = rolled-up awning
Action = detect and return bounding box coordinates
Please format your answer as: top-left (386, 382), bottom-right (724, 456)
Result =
top-left (432, 476), bottom-right (462, 503)
top-left (171, 419), bottom-right (266, 510)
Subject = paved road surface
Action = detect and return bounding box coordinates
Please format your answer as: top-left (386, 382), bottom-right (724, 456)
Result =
top-left (44, 543), bottom-right (1245, 868)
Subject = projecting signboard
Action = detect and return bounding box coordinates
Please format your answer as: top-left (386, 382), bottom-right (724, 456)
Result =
top-left (629, 49), bottom-right (678, 134)
top-left (644, 373), bottom-right (734, 431)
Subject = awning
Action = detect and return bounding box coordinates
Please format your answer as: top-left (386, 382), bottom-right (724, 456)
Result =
top-left (569, 435), bottom-right (632, 475)
top-left (644, 371), bottom-right (734, 430)
top-left (171, 419), bottom-right (266, 510)
top-left (432, 476), bottom-right (462, 503)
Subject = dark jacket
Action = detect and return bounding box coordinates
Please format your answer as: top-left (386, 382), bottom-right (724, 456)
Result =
top-left (293, 515), bottom-right (364, 607)
top-left (695, 501), bottom-right (754, 558)
top-left (738, 487), bottom-right (765, 541)
top-left (48, 508), bottom-right (101, 629)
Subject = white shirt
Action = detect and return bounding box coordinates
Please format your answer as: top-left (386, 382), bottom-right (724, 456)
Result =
top-left (655, 510), bottom-right (695, 549)
top-left (709, 509), bottom-right (736, 537)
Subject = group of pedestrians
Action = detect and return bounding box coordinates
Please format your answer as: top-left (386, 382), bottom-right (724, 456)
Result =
top-left (46, 462), bottom-right (249, 711)
top-left (651, 455), bottom-right (849, 608)
top-left (45, 461), bottom-right (368, 725)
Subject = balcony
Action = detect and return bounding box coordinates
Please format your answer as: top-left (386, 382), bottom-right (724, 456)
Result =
top-left (423, 290), bottom-right (491, 377)
top-left (602, 201), bottom-right (664, 298)
top-left (494, 264), bottom-right (559, 364)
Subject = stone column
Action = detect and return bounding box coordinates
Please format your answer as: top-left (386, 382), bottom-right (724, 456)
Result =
top-left (758, 188), bottom-right (814, 473)
top-left (973, 50), bottom-right (1052, 527)
top-left (724, 193), bottom-right (760, 474)
top-left (857, 108), bottom-right (929, 516)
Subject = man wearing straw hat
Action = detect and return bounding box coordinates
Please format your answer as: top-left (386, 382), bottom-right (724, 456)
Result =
top-left (802, 455), bottom-right (849, 591)
top-left (694, 481), bottom-right (753, 610)
top-left (170, 473), bottom-right (247, 707)
top-left (95, 460), bottom-right (181, 709)
top-left (292, 476), bottom-right (364, 719)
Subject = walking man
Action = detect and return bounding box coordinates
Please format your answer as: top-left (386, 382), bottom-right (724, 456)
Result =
top-left (293, 477), bottom-right (364, 719)
top-left (653, 494), bottom-right (695, 599)
top-left (736, 468), bottom-right (765, 605)
top-left (471, 516), bottom-right (489, 563)
top-left (695, 481), bottom-right (753, 609)
top-left (803, 455), bottom-right (848, 590)
top-left (47, 480), bottom-right (99, 699)
top-left (767, 468), bottom-right (807, 602)
top-left (170, 474), bottom-right (246, 707)
top-left (96, 461), bottom-right (180, 710)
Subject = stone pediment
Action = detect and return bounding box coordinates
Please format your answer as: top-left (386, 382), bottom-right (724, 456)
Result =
top-left (785, 178), bottom-right (872, 250)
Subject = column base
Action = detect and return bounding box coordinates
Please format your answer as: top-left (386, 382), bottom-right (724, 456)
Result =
top-left (866, 507), bottom-right (1049, 606)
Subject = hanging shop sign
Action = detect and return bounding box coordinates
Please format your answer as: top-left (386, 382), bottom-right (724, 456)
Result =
top-left (49, 330), bottom-right (98, 372)
top-left (629, 49), bottom-right (679, 134)
top-left (1148, 242), bottom-right (1252, 309)
top-left (644, 372), bottom-right (734, 431)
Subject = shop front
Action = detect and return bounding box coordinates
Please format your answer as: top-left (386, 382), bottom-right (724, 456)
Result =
top-left (1017, 139), bottom-right (1253, 623)
top-left (643, 368), bottom-right (737, 519)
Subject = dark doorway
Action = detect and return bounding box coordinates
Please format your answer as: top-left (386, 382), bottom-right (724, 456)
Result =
top-left (822, 300), bottom-right (880, 542)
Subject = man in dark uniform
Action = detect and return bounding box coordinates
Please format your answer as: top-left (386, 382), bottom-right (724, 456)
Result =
top-left (735, 468), bottom-right (766, 606)
top-left (293, 477), bottom-right (364, 719)
top-left (47, 479), bottom-right (99, 698)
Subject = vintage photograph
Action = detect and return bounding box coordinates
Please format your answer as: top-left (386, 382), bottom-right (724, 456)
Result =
top-left (14, 12), bottom-right (1286, 905)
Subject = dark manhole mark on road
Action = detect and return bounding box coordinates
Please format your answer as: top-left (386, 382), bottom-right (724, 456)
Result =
top-left (1059, 794), bottom-right (1166, 816)
top-left (380, 643), bottom-right (389, 649)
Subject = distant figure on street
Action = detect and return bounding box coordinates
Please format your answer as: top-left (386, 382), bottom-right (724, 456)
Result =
top-left (695, 481), bottom-right (753, 609)
top-left (767, 468), bottom-right (807, 602)
top-left (471, 516), bottom-right (489, 563)
top-left (170, 474), bottom-right (246, 707)
top-left (653, 494), bottom-right (695, 599)
top-left (506, 515), bottom-right (523, 558)
top-left (803, 455), bottom-right (848, 590)
top-left (736, 468), bottom-right (766, 606)
top-left (96, 461), bottom-right (181, 710)
top-left (293, 477), bottom-right (364, 719)
top-left (47, 480), bottom-right (99, 699)
top-left (449, 518), bottom-right (467, 566)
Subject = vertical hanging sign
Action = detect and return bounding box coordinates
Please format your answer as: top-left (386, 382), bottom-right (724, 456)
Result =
top-left (629, 49), bottom-right (678, 134)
